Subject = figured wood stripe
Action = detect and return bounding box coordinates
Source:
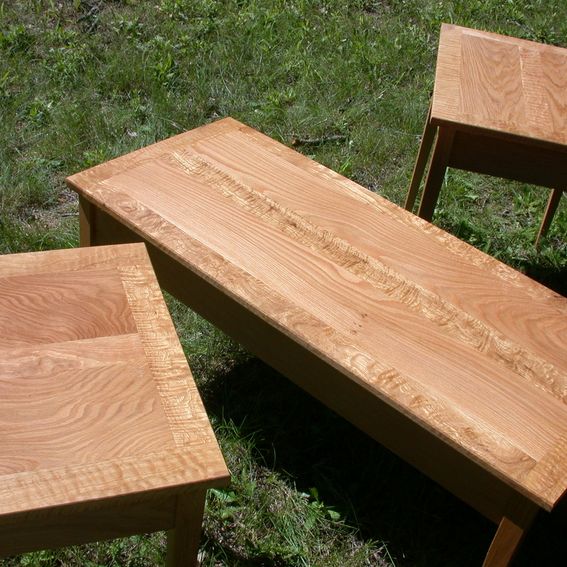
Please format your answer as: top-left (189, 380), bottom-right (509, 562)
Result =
top-left (0, 334), bottom-right (174, 474)
top-left (0, 446), bottom-right (228, 516)
top-left (118, 261), bottom-right (218, 449)
top-left (519, 48), bottom-right (552, 136)
top-left (198, 127), bottom-right (567, 371)
top-left (100, 157), bottom-right (567, 461)
top-left (170, 151), bottom-right (567, 404)
top-left (367, 367), bottom-right (537, 500)
top-left (0, 268), bottom-right (136, 347)
top-left (102, 154), bottom-right (566, 430)
top-left (235, 119), bottom-right (559, 301)
top-left (0, 242), bottom-right (147, 277)
top-left (539, 48), bottom-right (567, 136)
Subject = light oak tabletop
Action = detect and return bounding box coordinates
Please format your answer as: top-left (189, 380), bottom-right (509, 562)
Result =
top-left (67, 118), bottom-right (567, 512)
top-left (432, 23), bottom-right (567, 148)
top-left (0, 243), bottom-right (229, 518)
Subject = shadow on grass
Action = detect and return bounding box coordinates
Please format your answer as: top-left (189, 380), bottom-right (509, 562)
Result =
top-left (523, 264), bottom-right (567, 297)
top-left (202, 358), bottom-right (566, 567)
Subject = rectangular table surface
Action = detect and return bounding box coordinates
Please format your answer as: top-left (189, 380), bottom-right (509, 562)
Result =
top-left (67, 117), bottom-right (567, 512)
top-left (0, 243), bottom-right (229, 518)
top-left (433, 23), bottom-right (567, 149)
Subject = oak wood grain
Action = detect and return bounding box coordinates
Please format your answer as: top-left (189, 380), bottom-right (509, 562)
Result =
top-left (0, 334), bottom-right (173, 473)
top-left (0, 243), bottom-right (229, 560)
top-left (67, 206), bottom-right (525, 524)
top-left (0, 268), bottom-right (136, 347)
top-left (66, 119), bottom-right (567, 517)
top-left (433, 24), bottom-right (567, 148)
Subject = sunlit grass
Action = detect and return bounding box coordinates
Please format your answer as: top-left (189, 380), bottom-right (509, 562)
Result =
top-left (1, 1), bottom-right (565, 565)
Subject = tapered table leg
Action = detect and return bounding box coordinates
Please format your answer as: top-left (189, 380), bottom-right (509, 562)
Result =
top-left (166, 490), bottom-right (207, 567)
top-left (535, 188), bottom-right (563, 246)
top-left (405, 102), bottom-right (436, 212)
top-left (417, 127), bottom-right (455, 222)
top-left (482, 498), bottom-right (539, 567)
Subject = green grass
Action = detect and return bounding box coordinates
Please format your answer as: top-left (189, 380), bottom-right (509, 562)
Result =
top-left (1, 0), bottom-right (566, 565)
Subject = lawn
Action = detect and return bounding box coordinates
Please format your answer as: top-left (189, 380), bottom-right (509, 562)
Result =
top-left (1, 1), bottom-right (566, 565)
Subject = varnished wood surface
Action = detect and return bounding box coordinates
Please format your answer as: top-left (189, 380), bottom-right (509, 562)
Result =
top-left (80, 206), bottom-right (528, 525)
top-left (407, 23), bottom-right (566, 241)
top-left (433, 23), bottom-right (567, 148)
top-left (0, 243), bottom-right (229, 521)
top-left (67, 118), bottom-right (567, 513)
top-left (0, 269), bottom-right (136, 347)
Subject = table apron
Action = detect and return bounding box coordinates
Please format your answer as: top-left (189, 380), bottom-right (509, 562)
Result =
top-left (448, 129), bottom-right (567, 188)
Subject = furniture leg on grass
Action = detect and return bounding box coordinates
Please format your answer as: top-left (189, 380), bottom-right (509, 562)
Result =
top-left (67, 117), bottom-right (567, 565)
top-left (405, 24), bottom-right (567, 243)
top-left (166, 491), bottom-right (207, 567)
top-left (404, 101), bottom-right (435, 212)
top-left (0, 244), bottom-right (229, 564)
top-left (416, 126), bottom-right (455, 221)
top-left (536, 188), bottom-right (565, 246)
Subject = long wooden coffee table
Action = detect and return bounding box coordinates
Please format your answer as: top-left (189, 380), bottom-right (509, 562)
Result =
top-left (67, 118), bottom-right (567, 566)
top-left (0, 243), bottom-right (229, 565)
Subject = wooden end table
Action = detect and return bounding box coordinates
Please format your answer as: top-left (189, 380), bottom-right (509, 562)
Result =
top-left (67, 118), bottom-right (567, 566)
top-left (405, 23), bottom-right (566, 245)
top-left (0, 243), bottom-right (229, 565)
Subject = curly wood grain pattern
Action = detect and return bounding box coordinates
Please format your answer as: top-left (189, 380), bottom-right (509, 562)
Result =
top-left (0, 243), bottom-right (229, 527)
top-left (82, 184), bottom-right (562, 502)
top-left (117, 260), bottom-right (218, 448)
top-left (66, 119), bottom-right (567, 519)
top-left (433, 24), bottom-right (567, 147)
top-left (169, 151), bottom-right (566, 404)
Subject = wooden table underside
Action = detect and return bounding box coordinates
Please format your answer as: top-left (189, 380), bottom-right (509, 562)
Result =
top-left (67, 117), bottom-right (567, 565)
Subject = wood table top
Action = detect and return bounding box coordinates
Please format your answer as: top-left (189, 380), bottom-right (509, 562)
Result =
top-left (0, 243), bottom-right (229, 518)
top-left (432, 23), bottom-right (567, 148)
top-left (67, 118), bottom-right (567, 511)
